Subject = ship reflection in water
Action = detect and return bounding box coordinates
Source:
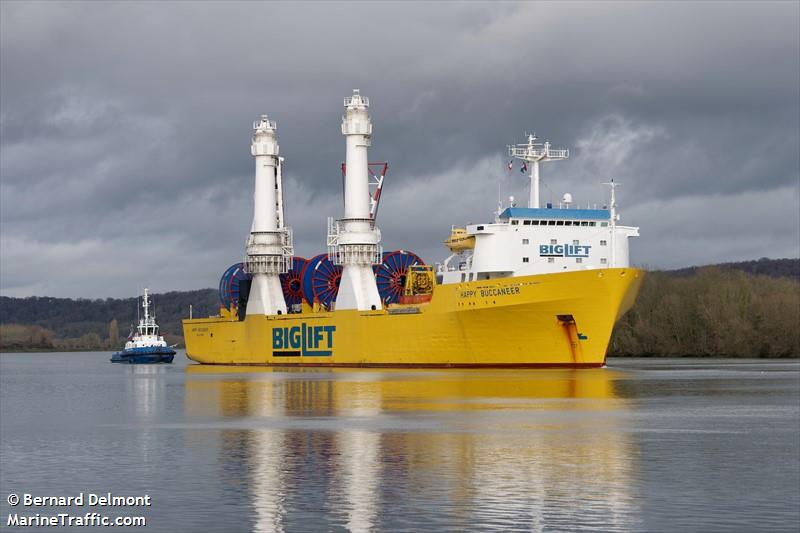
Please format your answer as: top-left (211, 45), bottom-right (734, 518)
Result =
top-left (184, 366), bottom-right (638, 532)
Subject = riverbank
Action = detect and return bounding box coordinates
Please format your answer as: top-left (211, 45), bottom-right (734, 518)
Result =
top-left (610, 267), bottom-right (799, 357)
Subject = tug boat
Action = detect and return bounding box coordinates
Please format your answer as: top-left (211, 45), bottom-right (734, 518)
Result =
top-left (111, 289), bottom-right (175, 364)
top-left (182, 91), bottom-right (642, 367)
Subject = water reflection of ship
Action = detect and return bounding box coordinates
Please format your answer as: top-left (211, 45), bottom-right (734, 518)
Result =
top-left (127, 364), bottom-right (168, 419)
top-left (124, 364), bottom-right (168, 464)
top-left (184, 367), bottom-right (638, 532)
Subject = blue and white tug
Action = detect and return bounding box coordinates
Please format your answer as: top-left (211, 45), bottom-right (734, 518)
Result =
top-left (110, 288), bottom-right (175, 364)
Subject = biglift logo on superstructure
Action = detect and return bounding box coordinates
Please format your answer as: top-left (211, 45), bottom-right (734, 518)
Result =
top-left (539, 243), bottom-right (592, 258)
top-left (272, 324), bottom-right (336, 356)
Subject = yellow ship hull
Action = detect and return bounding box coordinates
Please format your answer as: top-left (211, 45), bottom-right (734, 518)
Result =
top-left (182, 268), bottom-right (643, 367)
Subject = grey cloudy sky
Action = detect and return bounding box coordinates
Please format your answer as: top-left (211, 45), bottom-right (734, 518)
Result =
top-left (1, 1), bottom-right (798, 298)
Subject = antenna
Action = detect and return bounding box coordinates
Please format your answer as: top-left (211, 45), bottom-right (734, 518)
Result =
top-left (602, 179), bottom-right (621, 268)
top-left (142, 288), bottom-right (150, 321)
top-left (496, 175), bottom-right (503, 218)
top-left (508, 133), bottom-right (569, 208)
top-left (276, 157), bottom-right (286, 228)
top-left (601, 179), bottom-right (621, 223)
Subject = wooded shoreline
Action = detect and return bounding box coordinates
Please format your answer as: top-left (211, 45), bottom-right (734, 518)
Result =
top-left (610, 267), bottom-right (798, 357)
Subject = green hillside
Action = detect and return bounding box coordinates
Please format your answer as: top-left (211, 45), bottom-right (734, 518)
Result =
top-left (0, 289), bottom-right (217, 351)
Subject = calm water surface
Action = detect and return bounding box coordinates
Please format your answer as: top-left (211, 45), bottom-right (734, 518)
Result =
top-left (1, 353), bottom-right (798, 532)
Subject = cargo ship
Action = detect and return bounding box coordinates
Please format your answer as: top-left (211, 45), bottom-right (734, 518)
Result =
top-left (182, 90), bottom-right (642, 367)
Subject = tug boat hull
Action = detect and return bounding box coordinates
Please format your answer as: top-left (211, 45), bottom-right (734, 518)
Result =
top-left (183, 268), bottom-right (642, 367)
top-left (110, 346), bottom-right (176, 364)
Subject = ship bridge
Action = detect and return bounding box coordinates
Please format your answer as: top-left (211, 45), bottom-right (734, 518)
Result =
top-left (498, 207), bottom-right (610, 226)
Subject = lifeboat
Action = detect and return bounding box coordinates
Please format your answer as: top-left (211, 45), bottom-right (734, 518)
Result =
top-left (443, 227), bottom-right (475, 253)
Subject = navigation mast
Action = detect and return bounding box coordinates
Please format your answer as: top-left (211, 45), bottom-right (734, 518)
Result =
top-left (508, 133), bottom-right (569, 208)
top-left (602, 179), bottom-right (621, 267)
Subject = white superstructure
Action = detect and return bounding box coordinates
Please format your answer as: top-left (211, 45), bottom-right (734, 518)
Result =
top-left (125, 289), bottom-right (168, 350)
top-left (438, 134), bottom-right (639, 284)
top-left (327, 89), bottom-right (383, 311)
top-left (245, 115), bottom-right (293, 315)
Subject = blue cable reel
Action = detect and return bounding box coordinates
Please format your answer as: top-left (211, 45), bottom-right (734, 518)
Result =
top-left (218, 263), bottom-right (251, 310)
top-left (280, 256), bottom-right (308, 307)
top-left (301, 254), bottom-right (342, 310)
top-left (374, 250), bottom-right (425, 305)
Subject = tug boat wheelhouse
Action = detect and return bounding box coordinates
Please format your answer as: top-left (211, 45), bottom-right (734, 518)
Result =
top-left (111, 289), bottom-right (176, 364)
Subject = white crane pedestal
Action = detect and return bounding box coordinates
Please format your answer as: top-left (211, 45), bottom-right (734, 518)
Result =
top-left (245, 115), bottom-right (292, 316)
top-left (328, 90), bottom-right (383, 311)
top-left (328, 217), bottom-right (382, 310)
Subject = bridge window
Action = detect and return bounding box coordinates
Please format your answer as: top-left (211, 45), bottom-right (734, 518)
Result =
top-left (511, 220), bottom-right (519, 225)
top-left (556, 221), bottom-right (564, 226)
top-left (468, 273), bottom-right (474, 281)
top-left (548, 220), bottom-right (556, 226)
top-left (576, 258), bottom-right (583, 264)
top-left (522, 257), bottom-right (529, 263)
top-left (581, 221), bottom-right (588, 226)
top-left (589, 222), bottom-right (596, 227)
top-left (600, 240), bottom-right (607, 246)
top-left (565, 221), bottom-right (572, 226)
top-left (601, 258), bottom-right (607, 264)
top-left (461, 273), bottom-right (466, 282)
top-left (573, 239), bottom-right (579, 245)
top-left (601, 222), bottom-right (608, 227)
top-left (548, 257), bottom-right (555, 263)
top-left (523, 220), bottom-right (531, 225)
top-left (532, 220), bottom-right (540, 225)
top-left (550, 239), bottom-right (557, 244)
top-left (522, 238), bottom-right (529, 244)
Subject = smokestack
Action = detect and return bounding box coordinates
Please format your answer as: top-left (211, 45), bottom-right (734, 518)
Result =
top-left (245, 115), bottom-right (292, 316)
top-left (328, 90), bottom-right (382, 311)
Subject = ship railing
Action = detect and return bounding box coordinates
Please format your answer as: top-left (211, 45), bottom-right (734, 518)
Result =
top-left (546, 148), bottom-right (569, 158)
top-left (326, 217), bottom-right (381, 265)
top-left (282, 227), bottom-right (294, 258)
top-left (344, 94), bottom-right (369, 107)
top-left (326, 217), bottom-right (378, 244)
top-left (508, 146), bottom-right (569, 159)
top-left (245, 254), bottom-right (291, 275)
top-left (329, 243), bottom-right (382, 266)
top-left (326, 217), bottom-right (339, 247)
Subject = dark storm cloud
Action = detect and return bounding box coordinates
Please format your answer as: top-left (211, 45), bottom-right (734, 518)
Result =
top-left (1, 1), bottom-right (798, 297)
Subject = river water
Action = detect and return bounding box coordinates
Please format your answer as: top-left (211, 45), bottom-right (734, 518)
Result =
top-left (1, 353), bottom-right (798, 532)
